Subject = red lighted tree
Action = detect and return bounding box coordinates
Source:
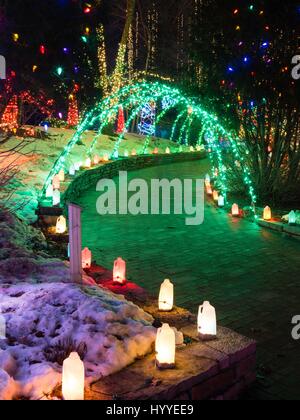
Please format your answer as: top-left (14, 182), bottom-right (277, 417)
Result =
top-left (116, 106), bottom-right (125, 133)
top-left (67, 94), bottom-right (79, 127)
top-left (0, 95), bottom-right (19, 128)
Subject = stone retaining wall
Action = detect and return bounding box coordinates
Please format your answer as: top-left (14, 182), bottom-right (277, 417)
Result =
top-left (89, 325), bottom-right (256, 401)
top-left (62, 152), bottom-right (206, 206)
top-left (258, 219), bottom-right (300, 240)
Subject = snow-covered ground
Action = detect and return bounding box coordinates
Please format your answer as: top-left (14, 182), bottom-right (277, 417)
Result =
top-left (0, 206), bottom-right (155, 400)
top-left (0, 207), bottom-right (67, 285)
top-left (0, 282), bottom-right (155, 400)
top-left (0, 128), bottom-right (186, 223)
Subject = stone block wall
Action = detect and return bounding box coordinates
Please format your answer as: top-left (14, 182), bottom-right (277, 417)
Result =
top-left (62, 152), bottom-right (206, 207)
top-left (89, 326), bottom-right (256, 401)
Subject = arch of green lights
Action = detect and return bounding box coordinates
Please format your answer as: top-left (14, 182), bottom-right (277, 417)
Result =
top-left (42, 81), bottom-right (257, 210)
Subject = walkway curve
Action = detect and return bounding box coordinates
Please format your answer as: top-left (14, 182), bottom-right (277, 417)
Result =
top-left (76, 158), bottom-right (300, 400)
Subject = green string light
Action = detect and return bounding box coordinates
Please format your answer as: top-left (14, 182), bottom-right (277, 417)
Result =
top-left (170, 110), bottom-right (186, 142)
top-left (41, 81), bottom-right (257, 212)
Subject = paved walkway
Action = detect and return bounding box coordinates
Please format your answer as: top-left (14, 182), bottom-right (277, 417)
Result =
top-left (77, 159), bottom-right (300, 400)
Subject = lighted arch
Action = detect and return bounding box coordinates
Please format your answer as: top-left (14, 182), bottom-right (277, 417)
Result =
top-left (41, 82), bottom-right (257, 209)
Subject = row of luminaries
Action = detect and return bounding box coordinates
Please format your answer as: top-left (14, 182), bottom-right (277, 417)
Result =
top-left (53, 216), bottom-right (218, 399)
top-left (61, 276), bottom-right (217, 400)
top-left (205, 174), bottom-right (297, 223)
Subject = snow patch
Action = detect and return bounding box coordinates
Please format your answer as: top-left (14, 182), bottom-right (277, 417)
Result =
top-left (0, 208), bottom-right (68, 285)
top-left (282, 211), bottom-right (300, 225)
top-left (0, 283), bottom-right (155, 400)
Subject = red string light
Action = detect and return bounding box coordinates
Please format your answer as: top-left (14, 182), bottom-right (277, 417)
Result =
top-left (67, 94), bottom-right (79, 127)
top-left (0, 95), bottom-right (19, 129)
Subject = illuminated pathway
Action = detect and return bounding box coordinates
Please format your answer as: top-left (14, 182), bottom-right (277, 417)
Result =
top-left (77, 158), bottom-right (300, 400)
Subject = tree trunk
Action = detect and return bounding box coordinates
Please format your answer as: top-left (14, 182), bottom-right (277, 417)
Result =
top-left (111, 0), bottom-right (136, 93)
top-left (120, 0), bottom-right (136, 50)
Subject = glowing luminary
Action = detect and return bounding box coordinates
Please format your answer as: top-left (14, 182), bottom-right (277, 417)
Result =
top-left (206, 185), bottom-right (213, 196)
top-left (218, 195), bottom-right (225, 207)
top-left (52, 190), bottom-right (61, 206)
top-left (82, 247), bottom-right (92, 269)
top-left (263, 206), bottom-right (272, 221)
top-left (131, 149), bottom-right (137, 157)
top-left (46, 184), bottom-right (53, 198)
top-left (153, 147), bottom-right (159, 155)
top-left (289, 210), bottom-right (296, 225)
top-left (205, 174), bottom-right (211, 184)
top-left (52, 175), bottom-right (60, 190)
top-left (165, 147), bottom-right (171, 154)
top-left (158, 279), bottom-right (174, 312)
top-left (196, 145), bottom-right (201, 152)
top-left (58, 169), bottom-right (65, 182)
top-left (113, 257), bottom-right (126, 284)
top-left (75, 162), bottom-right (81, 171)
top-left (198, 301), bottom-right (217, 339)
top-left (93, 155), bottom-right (100, 165)
top-left (69, 165), bottom-right (76, 176)
top-left (0, 314), bottom-right (6, 339)
top-left (155, 323), bottom-right (176, 369)
top-left (124, 150), bottom-right (129, 158)
top-left (56, 216), bottom-right (67, 234)
top-left (213, 190), bottom-right (219, 202)
top-left (231, 203), bottom-right (240, 217)
top-left (62, 352), bottom-right (85, 401)
top-left (103, 154), bottom-right (109, 162)
top-left (190, 146), bottom-right (195, 152)
top-left (113, 150), bottom-right (119, 159)
top-left (85, 158), bottom-right (91, 168)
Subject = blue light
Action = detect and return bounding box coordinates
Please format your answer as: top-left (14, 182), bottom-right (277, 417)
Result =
top-left (42, 123), bottom-right (49, 132)
top-left (243, 56), bottom-right (249, 63)
top-left (138, 103), bottom-right (156, 136)
top-left (228, 67), bottom-right (234, 72)
top-left (261, 42), bottom-right (269, 48)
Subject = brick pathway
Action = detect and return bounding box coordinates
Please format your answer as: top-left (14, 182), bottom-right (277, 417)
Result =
top-left (77, 159), bottom-right (300, 400)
